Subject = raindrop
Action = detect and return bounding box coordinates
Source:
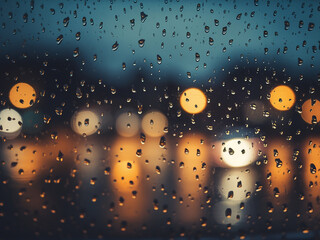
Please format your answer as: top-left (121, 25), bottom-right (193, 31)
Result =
top-left (308, 22), bottom-right (315, 31)
top-left (284, 20), bottom-right (290, 30)
top-left (140, 133), bottom-right (146, 144)
top-left (159, 136), bottom-right (166, 148)
top-left (222, 26), bottom-right (227, 35)
top-left (228, 191), bottom-right (234, 199)
top-left (112, 41), bottom-right (119, 51)
top-left (228, 148), bottom-right (235, 155)
top-left (310, 163), bottom-right (316, 174)
top-left (157, 55), bottom-right (162, 64)
top-left (195, 53), bottom-right (200, 62)
top-left (225, 208), bottom-right (232, 218)
top-left (56, 35), bottom-right (63, 44)
top-left (138, 39), bottom-right (145, 47)
top-left (140, 12), bottom-right (148, 23)
top-left (136, 149), bottom-right (142, 157)
top-left (75, 32), bottom-right (81, 41)
top-left (275, 158), bottom-right (282, 168)
top-left (63, 17), bottom-right (69, 27)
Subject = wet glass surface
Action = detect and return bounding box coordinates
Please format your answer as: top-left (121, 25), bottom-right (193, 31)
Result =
top-left (0, 0), bottom-right (320, 239)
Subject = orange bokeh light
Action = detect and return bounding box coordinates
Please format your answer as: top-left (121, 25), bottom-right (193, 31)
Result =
top-left (9, 83), bottom-right (36, 109)
top-left (110, 137), bottom-right (141, 193)
top-left (301, 99), bottom-right (320, 124)
top-left (264, 139), bottom-right (293, 199)
top-left (3, 141), bottom-right (42, 182)
top-left (301, 137), bottom-right (320, 193)
top-left (180, 88), bottom-right (207, 114)
top-left (269, 85), bottom-right (295, 111)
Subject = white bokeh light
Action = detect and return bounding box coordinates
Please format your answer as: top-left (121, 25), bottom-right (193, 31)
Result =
top-left (0, 108), bottom-right (23, 139)
top-left (116, 111), bottom-right (140, 137)
top-left (212, 200), bottom-right (249, 226)
top-left (141, 111), bottom-right (168, 137)
top-left (216, 167), bottom-right (255, 201)
top-left (220, 138), bottom-right (258, 168)
top-left (71, 110), bottom-right (101, 136)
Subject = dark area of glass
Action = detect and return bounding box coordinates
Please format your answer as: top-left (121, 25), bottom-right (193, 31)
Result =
top-left (0, 0), bottom-right (320, 239)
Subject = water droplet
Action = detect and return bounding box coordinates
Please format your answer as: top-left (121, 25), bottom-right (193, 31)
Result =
top-left (63, 17), bottom-right (69, 27)
top-left (112, 41), bottom-right (119, 51)
top-left (159, 136), bottom-right (166, 148)
top-left (138, 39), bottom-right (145, 47)
top-left (225, 208), bottom-right (232, 218)
top-left (136, 149), bottom-right (142, 157)
top-left (140, 133), bottom-right (146, 144)
top-left (157, 55), bottom-right (162, 64)
top-left (75, 32), bottom-right (81, 41)
top-left (56, 35), bottom-right (63, 44)
top-left (228, 148), bottom-right (234, 155)
top-left (310, 163), bottom-right (317, 174)
top-left (195, 53), bottom-right (200, 62)
top-left (140, 12), bottom-right (148, 23)
top-left (275, 158), bottom-right (282, 168)
top-left (284, 20), bottom-right (290, 30)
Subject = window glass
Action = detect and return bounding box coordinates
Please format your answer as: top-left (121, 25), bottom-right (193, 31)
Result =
top-left (0, 0), bottom-right (319, 239)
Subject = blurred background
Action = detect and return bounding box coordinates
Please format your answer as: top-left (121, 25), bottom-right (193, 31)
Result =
top-left (0, 0), bottom-right (320, 239)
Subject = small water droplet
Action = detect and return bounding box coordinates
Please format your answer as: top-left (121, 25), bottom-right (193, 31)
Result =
top-left (112, 41), bottom-right (119, 51)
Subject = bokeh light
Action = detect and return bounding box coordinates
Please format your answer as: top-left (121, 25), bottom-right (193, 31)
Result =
top-left (301, 99), bottom-right (320, 124)
top-left (301, 137), bottom-right (320, 194)
top-left (0, 108), bottom-right (23, 139)
top-left (110, 136), bottom-right (147, 224)
top-left (180, 88), bottom-right (207, 114)
top-left (141, 111), bottom-right (168, 137)
top-left (2, 141), bottom-right (42, 182)
top-left (140, 136), bottom-right (170, 179)
top-left (212, 200), bottom-right (249, 227)
top-left (71, 109), bottom-right (100, 136)
top-left (269, 85), bottom-right (295, 111)
top-left (76, 141), bottom-right (105, 178)
top-left (9, 82), bottom-right (36, 109)
top-left (111, 137), bottom-right (141, 193)
top-left (264, 139), bottom-right (293, 199)
top-left (175, 133), bottom-right (209, 187)
top-left (216, 167), bottom-right (255, 201)
top-left (175, 133), bottom-right (210, 224)
top-left (301, 137), bottom-right (320, 216)
top-left (218, 138), bottom-right (259, 168)
top-left (116, 111), bottom-right (140, 137)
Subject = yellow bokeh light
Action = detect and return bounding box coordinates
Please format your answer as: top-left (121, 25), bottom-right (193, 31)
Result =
top-left (140, 136), bottom-right (171, 177)
top-left (71, 110), bottom-right (100, 136)
top-left (9, 83), bottom-right (36, 109)
top-left (219, 138), bottom-right (259, 168)
top-left (3, 141), bottom-right (42, 182)
top-left (175, 133), bottom-right (209, 225)
top-left (302, 137), bottom-right (320, 193)
top-left (301, 137), bottom-right (320, 216)
top-left (180, 88), bottom-right (207, 114)
top-left (264, 139), bottom-right (293, 199)
top-left (116, 112), bottom-right (140, 137)
top-left (141, 111), bottom-right (168, 137)
top-left (0, 108), bottom-right (23, 139)
top-left (269, 85), bottom-right (295, 111)
top-left (213, 200), bottom-right (249, 226)
top-left (109, 137), bottom-right (147, 223)
top-left (175, 133), bottom-right (209, 190)
top-left (111, 137), bottom-right (141, 193)
top-left (301, 99), bottom-right (320, 124)
top-left (216, 167), bottom-right (256, 201)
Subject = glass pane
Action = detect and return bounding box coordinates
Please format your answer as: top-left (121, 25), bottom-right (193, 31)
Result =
top-left (0, 0), bottom-right (319, 239)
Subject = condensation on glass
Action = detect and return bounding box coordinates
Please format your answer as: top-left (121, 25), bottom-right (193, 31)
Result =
top-left (0, 0), bottom-right (319, 239)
